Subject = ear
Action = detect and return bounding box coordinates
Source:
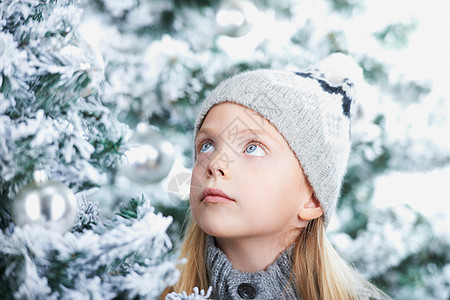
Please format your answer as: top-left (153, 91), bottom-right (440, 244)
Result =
top-left (298, 194), bottom-right (323, 221)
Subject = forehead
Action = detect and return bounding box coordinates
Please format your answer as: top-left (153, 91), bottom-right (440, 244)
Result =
top-left (198, 102), bottom-right (284, 142)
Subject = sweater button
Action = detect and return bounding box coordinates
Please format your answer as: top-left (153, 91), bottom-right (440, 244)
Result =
top-left (237, 283), bottom-right (256, 299)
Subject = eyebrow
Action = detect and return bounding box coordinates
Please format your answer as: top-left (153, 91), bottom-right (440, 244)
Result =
top-left (196, 127), bottom-right (283, 146)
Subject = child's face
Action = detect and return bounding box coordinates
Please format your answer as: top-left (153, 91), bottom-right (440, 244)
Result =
top-left (190, 102), bottom-right (313, 241)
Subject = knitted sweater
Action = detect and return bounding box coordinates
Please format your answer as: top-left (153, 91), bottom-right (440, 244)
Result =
top-left (205, 235), bottom-right (299, 300)
top-left (204, 235), bottom-right (382, 300)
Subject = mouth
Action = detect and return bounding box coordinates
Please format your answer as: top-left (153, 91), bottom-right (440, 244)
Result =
top-left (201, 187), bottom-right (234, 203)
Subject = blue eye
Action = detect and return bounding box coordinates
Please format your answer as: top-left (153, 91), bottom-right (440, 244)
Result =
top-left (245, 144), bottom-right (266, 156)
top-left (200, 141), bottom-right (214, 153)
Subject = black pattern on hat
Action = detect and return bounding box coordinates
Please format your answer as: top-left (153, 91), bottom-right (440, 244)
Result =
top-left (294, 72), bottom-right (353, 118)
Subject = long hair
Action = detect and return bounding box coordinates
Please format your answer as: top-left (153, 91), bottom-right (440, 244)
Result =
top-left (291, 217), bottom-right (388, 299)
top-left (161, 218), bottom-right (208, 298)
top-left (162, 216), bottom-right (389, 300)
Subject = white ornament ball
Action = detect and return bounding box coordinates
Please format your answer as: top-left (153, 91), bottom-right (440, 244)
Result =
top-left (12, 171), bottom-right (78, 234)
top-left (119, 123), bottom-right (176, 184)
top-left (216, 0), bottom-right (258, 37)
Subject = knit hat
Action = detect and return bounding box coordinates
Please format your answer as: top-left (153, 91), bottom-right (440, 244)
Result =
top-left (193, 53), bottom-right (364, 227)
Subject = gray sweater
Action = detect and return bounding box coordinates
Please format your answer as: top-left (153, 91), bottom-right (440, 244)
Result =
top-left (204, 236), bottom-right (382, 300)
top-left (205, 235), bottom-right (299, 300)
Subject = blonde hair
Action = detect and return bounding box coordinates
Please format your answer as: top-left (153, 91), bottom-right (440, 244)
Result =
top-left (162, 216), bottom-right (390, 300)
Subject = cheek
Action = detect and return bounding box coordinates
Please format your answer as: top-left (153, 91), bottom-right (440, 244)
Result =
top-left (189, 165), bottom-right (203, 202)
top-left (189, 179), bottom-right (203, 222)
top-left (250, 168), bottom-right (303, 211)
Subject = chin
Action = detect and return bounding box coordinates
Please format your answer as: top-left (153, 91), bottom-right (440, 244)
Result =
top-left (196, 219), bottom-right (236, 238)
top-left (202, 228), bottom-right (232, 238)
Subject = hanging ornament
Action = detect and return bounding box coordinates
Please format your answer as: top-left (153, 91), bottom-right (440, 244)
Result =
top-left (12, 170), bottom-right (78, 234)
top-left (119, 123), bottom-right (176, 184)
top-left (215, 0), bottom-right (258, 37)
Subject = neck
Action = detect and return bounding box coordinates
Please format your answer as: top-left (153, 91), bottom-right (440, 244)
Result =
top-left (215, 232), bottom-right (298, 272)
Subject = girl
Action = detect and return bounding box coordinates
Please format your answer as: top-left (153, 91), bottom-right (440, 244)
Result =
top-left (164, 54), bottom-right (389, 300)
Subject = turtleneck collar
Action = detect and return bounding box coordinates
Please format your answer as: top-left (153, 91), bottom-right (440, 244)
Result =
top-left (205, 235), bottom-right (299, 300)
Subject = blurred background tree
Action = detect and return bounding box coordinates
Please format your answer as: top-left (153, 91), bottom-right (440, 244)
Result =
top-left (1, 0), bottom-right (449, 299)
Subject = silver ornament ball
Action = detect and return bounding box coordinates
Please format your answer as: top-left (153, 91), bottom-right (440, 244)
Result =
top-left (119, 123), bottom-right (175, 184)
top-left (12, 171), bottom-right (78, 234)
top-left (216, 0), bottom-right (258, 37)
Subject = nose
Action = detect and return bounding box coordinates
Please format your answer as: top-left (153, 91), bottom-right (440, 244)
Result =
top-left (204, 151), bottom-right (230, 178)
top-left (208, 165), bottom-right (225, 177)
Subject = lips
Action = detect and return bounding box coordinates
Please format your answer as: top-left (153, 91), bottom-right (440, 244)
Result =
top-left (201, 187), bottom-right (234, 203)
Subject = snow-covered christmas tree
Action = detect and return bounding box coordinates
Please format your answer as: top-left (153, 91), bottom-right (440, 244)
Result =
top-left (1, 0), bottom-right (449, 299)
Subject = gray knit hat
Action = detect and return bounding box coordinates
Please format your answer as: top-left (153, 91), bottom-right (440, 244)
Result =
top-left (193, 53), bottom-right (363, 227)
